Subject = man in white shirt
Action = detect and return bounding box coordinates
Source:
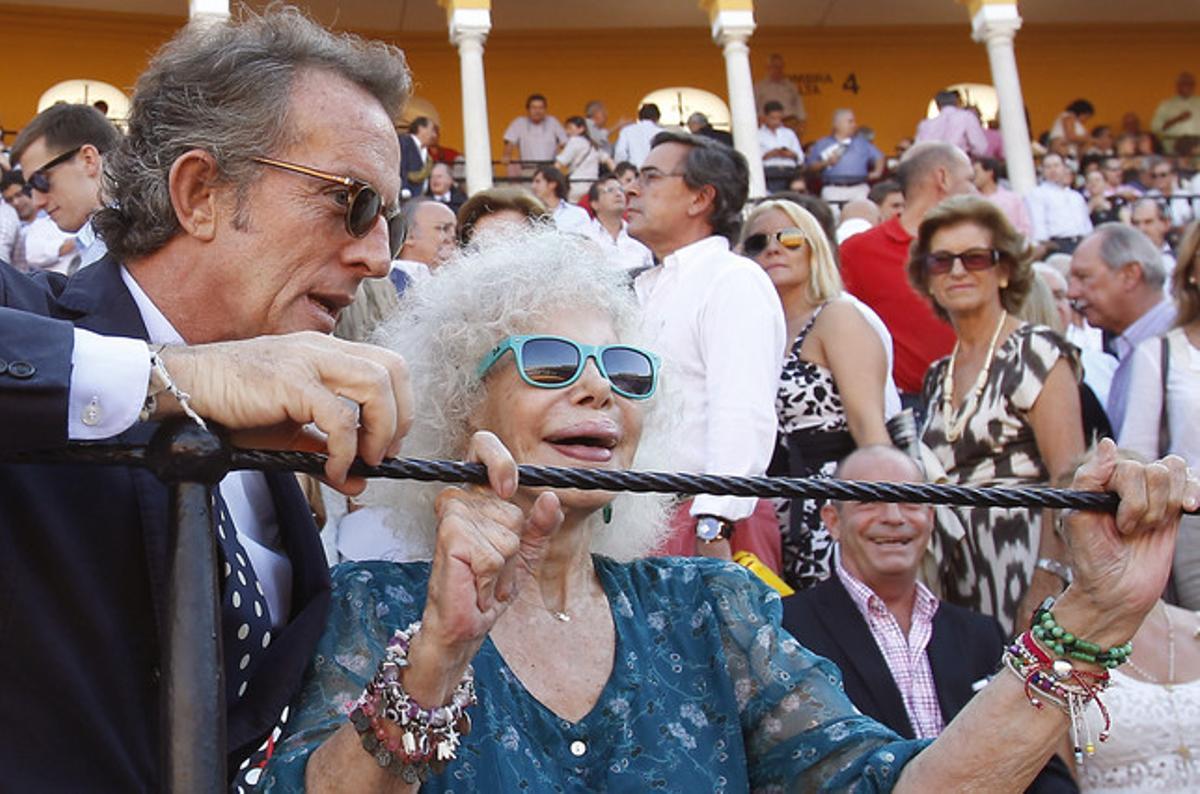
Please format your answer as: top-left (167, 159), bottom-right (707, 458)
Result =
top-left (627, 130), bottom-right (786, 560)
top-left (390, 199), bottom-right (457, 294)
top-left (2, 166), bottom-right (76, 274)
top-left (584, 175), bottom-right (652, 273)
top-left (0, 181), bottom-right (18, 267)
top-left (754, 53), bottom-right (806, 130)
top-left (758, 100), bottom-right (804, 194)
top-left (10, 103), bottom-right (119, 270)
top-left (530, 166), bottom-right (590, 235)
top-left (1025, 154), bottom-right (1092, 253)
top-left (614, 104), bottom-right (664, 168)
top-left (1151, 71), bottom-right (1200, 154)
top-left (501, 93), bottom-right (567, 179)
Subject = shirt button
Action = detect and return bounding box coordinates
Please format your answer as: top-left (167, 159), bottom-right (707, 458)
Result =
top-left (569, 740), bottom-right (587, 757)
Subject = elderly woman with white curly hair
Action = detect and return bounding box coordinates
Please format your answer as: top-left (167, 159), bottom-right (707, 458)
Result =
top-left (256, 226), bottom-right (1200, 793)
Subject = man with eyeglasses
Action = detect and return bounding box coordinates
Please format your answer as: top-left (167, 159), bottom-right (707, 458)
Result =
top-left (390, 198), bottom-right (458, 294)
top-left (10, 103), bottom-right (120, 271)
top-left (583, 174), bottom-right (652, 273)
top-left (1144, 157), bottom-right (1195, 228)
top-left (0, 10), bottom-right (414, 791)
top-left (627, 130), bottom-right (787, 566)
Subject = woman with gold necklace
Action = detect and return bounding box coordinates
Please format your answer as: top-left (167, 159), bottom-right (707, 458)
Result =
top-left (907, 195), bottom-right (1085, 634)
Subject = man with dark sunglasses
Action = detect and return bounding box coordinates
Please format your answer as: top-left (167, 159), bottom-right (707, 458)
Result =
top-left (0, 10), bottom-right (414, 791)
top-left (627, 130), bottom-right (787, 567)
top-left (10, 103), bottom-right (119, 271)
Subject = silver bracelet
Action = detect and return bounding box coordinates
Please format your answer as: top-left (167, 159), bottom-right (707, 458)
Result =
top-left (138, 346), bottom-right (208, 430)
top-left (1036, 557), bottom-right (1073, 585)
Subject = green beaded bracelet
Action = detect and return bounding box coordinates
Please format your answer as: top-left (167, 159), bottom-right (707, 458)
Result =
top-left (1031, 598), bottom-right (1133, 669)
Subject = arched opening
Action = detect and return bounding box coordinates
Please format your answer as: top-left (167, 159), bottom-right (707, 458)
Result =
top-left (638, 87), bottom-right (731, 131)
top-left (925, 83), bottom-right (998, 125)
top-left (37, 79), bottom-right (131, 122)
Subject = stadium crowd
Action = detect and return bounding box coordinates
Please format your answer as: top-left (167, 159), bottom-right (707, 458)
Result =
top-left (2, 7), bottom-right (1199, 793)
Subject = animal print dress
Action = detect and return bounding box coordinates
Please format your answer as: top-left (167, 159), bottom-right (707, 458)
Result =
top-left (921, 324), bottom-right (1080, 635)
top-left (774, 305), bottom-right (851, 591)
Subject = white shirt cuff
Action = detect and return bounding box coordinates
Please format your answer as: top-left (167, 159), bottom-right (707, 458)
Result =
top-left (68, 329), bottom-right (151, 440)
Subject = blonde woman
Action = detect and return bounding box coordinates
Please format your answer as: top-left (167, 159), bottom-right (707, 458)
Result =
top-left (741, 199), bottom-right (894, 590)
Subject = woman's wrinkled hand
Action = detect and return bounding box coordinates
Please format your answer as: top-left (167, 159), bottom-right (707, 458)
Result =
top-left (1054, 439), bottom-right (1200, 645)
top-left (403, 431), bottom-right (562, 707)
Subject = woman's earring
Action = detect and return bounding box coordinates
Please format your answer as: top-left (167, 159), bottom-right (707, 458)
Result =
top-left (602, 503), bottom-right (613, 524)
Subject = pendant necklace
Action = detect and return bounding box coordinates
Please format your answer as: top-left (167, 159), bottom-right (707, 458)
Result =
top-left (941, 310), bottom-right (1008, 443)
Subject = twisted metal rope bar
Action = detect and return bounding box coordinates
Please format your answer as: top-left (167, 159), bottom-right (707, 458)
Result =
top-left (6, 444), bottom-right (1125, 512)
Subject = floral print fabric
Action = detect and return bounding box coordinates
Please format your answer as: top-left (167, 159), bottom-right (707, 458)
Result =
top-left (256, 556), bottom-right (927, 792)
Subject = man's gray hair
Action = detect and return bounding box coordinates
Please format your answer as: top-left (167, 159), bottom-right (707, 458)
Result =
top-left (94, 7), bottom-right (411, 262)
top-left (1092, 222), bottom-right (1166, 287)
top-left (361, 226), bottom-right (675, 561)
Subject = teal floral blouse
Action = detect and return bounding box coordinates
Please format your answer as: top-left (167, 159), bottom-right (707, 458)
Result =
top-left (255, 557), bottom-right (928, 792)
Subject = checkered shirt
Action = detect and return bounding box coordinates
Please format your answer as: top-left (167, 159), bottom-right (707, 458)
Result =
top-left (835, 557), bottom-right (945, 739)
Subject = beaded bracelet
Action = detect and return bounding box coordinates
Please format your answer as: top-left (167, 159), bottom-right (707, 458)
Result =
top-left (1004, 630), bottom-right (1113, 765)
top-left (1031, 597), bottom-right (1133, 669)
top-left (348, 621), bottom-right (476, 783)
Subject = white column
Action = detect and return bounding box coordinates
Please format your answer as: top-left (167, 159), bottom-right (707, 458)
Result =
top-left (189, 0), bottom-right (228, 18)
top-left (711, 10), bottom-right (766, 198)
top-left (972, 5), bottom-right (1035, 194)
top-left (448, 8), bottom-right (494, 195)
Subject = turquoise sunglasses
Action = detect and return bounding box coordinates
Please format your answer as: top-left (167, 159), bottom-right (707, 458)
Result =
top-left (476, 335), bottom-right (660, 400)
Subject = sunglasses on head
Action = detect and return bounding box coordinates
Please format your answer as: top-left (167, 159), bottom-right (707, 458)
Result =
top-left (476, 334), bottom-right (660, 400)
top-left (24, 146), bottom-right (83, 194)
top-left (252, 156), bottom-right (405, 258)
top-left (924, 247), bottom-right (1000, 275)
top-left (743, 227), bottom-right (807, 258)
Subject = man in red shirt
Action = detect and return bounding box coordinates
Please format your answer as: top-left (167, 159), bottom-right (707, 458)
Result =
top-left (839, 142), bottom-right (976, 403)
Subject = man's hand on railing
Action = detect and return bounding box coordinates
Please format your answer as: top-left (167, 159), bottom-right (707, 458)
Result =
top-left (155, 332), bottom-right (412, 493)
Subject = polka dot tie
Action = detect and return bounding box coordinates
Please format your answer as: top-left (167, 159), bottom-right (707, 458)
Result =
top-left (214, 490), bottom-right (273, 704)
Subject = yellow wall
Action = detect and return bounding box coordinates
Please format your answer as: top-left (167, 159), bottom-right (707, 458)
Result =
top-left (1, 3), bottom-right (1197, 164)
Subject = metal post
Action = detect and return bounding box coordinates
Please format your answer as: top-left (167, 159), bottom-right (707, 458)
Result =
top-left (148, 421), bottom-right (232, 793)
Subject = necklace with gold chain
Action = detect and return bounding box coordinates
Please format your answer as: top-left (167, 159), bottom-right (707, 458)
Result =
top-left (941, 310), bottom-right (1008, 443)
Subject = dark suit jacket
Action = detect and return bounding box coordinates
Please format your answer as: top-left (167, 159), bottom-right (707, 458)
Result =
top-left (0, 257), bottom-right (331, 791)
top-left (783, 576), bottom-right (1078, 793)
top-left (399, 133), bottom-right (430, 198)
top-left (430, 186), bottom-right (468, 217)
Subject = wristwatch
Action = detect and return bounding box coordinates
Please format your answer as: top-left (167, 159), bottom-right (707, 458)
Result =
top-left (695, 515), bottom-right (736, 544)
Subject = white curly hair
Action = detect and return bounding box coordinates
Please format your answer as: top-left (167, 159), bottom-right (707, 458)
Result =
top-left (359, 225), bottom-right (677, 561)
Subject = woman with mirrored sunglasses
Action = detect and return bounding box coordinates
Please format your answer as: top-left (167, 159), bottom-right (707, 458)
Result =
top-left (740, 198), bottom-right (898, 592)
top-left (906, 195), bottom-right (1085, 635)
top-left (256, 226), bottom-right (1195, 794)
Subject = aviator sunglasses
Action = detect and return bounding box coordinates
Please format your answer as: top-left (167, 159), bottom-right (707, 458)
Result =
top-left (742, 227), bottom-right (807, 259)
top-left (252, 156), bottom-right (405, 258)
top-left (923, 247), bottom-right (1000, 276)
top-left (24, 146), bottom-right (83, 194)
top-left (476, 335), bottom-right (661, 400)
